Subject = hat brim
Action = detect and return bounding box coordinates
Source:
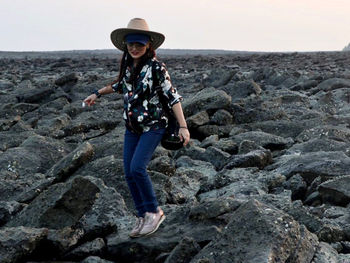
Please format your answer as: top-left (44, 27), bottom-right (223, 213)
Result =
top-left (110, 28), bottom-right (165, 51)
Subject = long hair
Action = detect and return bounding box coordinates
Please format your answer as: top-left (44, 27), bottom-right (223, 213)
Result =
top-left (111, 45), bottom-right (156, 88)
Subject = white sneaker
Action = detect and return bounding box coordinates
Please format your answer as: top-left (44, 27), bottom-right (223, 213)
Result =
top-left (139, 208), bottom-right (165, 236)
top-left (129, 217), bottom-right (144, 238)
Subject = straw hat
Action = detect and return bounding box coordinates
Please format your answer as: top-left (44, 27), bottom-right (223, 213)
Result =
top-left (110, 18), bottom-right (165, 51)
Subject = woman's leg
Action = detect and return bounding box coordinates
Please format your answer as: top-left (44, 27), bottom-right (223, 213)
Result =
top-left (123, 129), bottom-right (146, 217)
top-left (129, 128), bottom-right (165, 213)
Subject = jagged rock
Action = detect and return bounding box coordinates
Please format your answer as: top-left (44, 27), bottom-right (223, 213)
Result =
top-left (210, 109), bottom-right (233, 125)
top-left (55, 72), bottom-right (79, 87)
top-left (311, 242), bottom-right (341, 263)
top-left (47, 142), bottom-right (94, 183)
top-left (6, 176), bottom-right (130, 248)
top-left (164, 236), bottom-right (201, 263)
top-left (81, 256), bottom-right (114, 263)
top-left (296, 125), bottom-right (350, 143)
top-left (106, 204), bottom-right (222, 263)
top-left (231, 130), bottom-right (294, 151)
top-left (267, 151), bottom-right (350, 183)
top-left (224, 148), bottom-right (272, 169)
top-left (283, 174), bottom-right (307, 200)
top-left (286, 138), bottom-right (350, 156)
top-left (186, 110), bottom-right (210, 128)
top-left (189, 199), bottom-right (318, 263)
top-left (219, 79), bottom-right (262, 103)
top-left (189, 197), bottom-right (240, 220)
top-left (63, 237), bottom-right (106, 261)
top-left (0, 226), bottom-right (48, 263)
top-left (318, 175), bottom-right (350, 206)
top-left (0, 135), bottom-right (72, 202)
top-left (182, 87), bottom-right (231, 117)
top-left (311, 78), bottom-right (350, 94)
top-left (148, 155), bottom-right (176, 176)
top-left (0, 201), bottom-right (24, 226)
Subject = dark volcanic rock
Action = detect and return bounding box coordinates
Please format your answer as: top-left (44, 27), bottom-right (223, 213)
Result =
top-left (2, 50), bottom-right (350, 262)
top-left (189, 199), bottom-right (318, 263)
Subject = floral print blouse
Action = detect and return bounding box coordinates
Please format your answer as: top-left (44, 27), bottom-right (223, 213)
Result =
top-left (112, 57), bottom-right (182, 133)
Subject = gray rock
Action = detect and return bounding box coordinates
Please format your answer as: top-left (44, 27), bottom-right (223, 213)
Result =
top-left (231, 130), bottom-right (294, 151)
top-left (210, 109), bottom-right (233, 125)
top-left (283, 174), bottom-right (307, 201)
top-left (189, 199), bottom-right (318, 263)
top-left (296, 125), bottom-right (350, 143)
top-left (164, 236), bottom-right (201, 263)
top-left (182, 87), bottom-right (231, 117)
top-left (318, 175), bottom-right (350, 206)
top-left (268, 151), bottom-right (350, 184)
top-left (186, 110), bottom-right (210, 128)
top-left (0, 226), bottom-right (48, 263)
top-left (64, 237), bottom-right (106, 261)
top-left (81, 256), bottom-right (114, 263)
top-left (224, 148), bottom-right (272, 169)
top-left (311, 242), bottom-right (340, 263)
top-left (6, 176), bottom-right (129, 245)
top-left (219, 79), bottom-right (262, 103)
top-left (286, 138), bottom-right (350, 156)
top-left (47, 142), bottom-right (94, 183)
top-left (312, 78), bottom-right (350, 94)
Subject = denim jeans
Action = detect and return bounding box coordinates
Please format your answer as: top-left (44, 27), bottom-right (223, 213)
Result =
top-left (123, 128), bottom-right (165, 217)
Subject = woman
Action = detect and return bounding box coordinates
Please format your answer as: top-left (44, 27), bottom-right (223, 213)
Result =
top-left (83, 18), bottom-right (190, 237)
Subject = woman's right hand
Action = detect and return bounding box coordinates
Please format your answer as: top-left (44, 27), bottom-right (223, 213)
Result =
top-left (83, 94), bottom-right (97, 106)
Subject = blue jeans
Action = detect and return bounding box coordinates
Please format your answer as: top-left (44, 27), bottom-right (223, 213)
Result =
top-left (123, 128), bottom-right (165, 217)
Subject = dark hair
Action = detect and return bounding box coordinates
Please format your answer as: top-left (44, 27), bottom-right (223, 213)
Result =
top-left (110, 45), bottom-right (156, 88)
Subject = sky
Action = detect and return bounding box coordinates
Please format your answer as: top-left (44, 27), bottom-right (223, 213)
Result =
top-left (1, 0), bottom-right (350, 52)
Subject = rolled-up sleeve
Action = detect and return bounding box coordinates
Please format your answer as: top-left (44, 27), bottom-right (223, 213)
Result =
top-left (157, 62), bottom-right (183, 107)
top-left (111, 81), bottom-right (122, 94)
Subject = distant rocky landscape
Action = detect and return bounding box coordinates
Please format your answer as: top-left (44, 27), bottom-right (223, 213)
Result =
top-left (1, 49), bottom-right (350, 263)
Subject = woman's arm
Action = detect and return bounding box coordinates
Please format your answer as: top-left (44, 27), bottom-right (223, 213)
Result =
top-left (172, 102), bottom-right (190, 146)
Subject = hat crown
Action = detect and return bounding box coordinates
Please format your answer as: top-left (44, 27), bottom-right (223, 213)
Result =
top-left (127, 18), bottom-right (150, 31)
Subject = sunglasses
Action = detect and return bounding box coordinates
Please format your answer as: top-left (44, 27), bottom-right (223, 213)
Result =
top-left (126, 42), bottom-right (146, 49)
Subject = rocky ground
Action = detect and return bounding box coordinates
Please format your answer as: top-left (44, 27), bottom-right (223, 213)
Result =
top-left (1, 49), bottom-right (350, 263)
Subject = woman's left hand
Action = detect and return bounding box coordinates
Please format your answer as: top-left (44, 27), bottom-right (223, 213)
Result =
top-left (179, 127), bottom-right (190, 146)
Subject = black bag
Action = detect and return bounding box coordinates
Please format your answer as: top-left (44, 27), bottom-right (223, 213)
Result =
top-left (152, 65), bottom-right (183, 150)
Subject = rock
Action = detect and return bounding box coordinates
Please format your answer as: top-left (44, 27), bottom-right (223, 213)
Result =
top-left (106, 204), bottom-right (222, 263)
top-left (164, 236), bottom-right (201, 263)
top-left (318, 175), bottom-right (350, 206)
top-left (186, 110), bottom-right (210, 128)
top-left (283, 174), bottom-right (307, 201)
top-left (311, 78), bottom-right (350, 94)
top-left (0, 226), bottom-right (48, 263)
top-left (63, 237), bottom-right (106, 261)
top-left (47, 142), bottom-right (94, 183)
top-left (296, 125), bottom-right (350, 143)
top-left (189, 199), bottom-right (318, 263)
top-left (224, 148), bottom-right (272, 170)
top-left (148, 155), bottom-right (176, 176)
top-left (6, 176), bottom-right (129, 245)
top-left (182, 87), bottom-right (231, 117)
top-left (0, 201), bottom-right (24, 226)
top-left (189, 197), bottom-right (240, 220)
top-left (286, 138), bottom-right (350, 156)
top-left (81, 256), bottom-right (114, 263)
top-left (0, 135), bottom-right (72, 202)
top-left (55, 72), bottom-right (79, 87)
top-left (231, 131), bottom-right (294, 151)
top-left (219, 80), bottom-right (262, 103)
top-left (267, 151), bottom-right (350, 184)
top-left (210, 109), bottom-right (233, 125)
top-left (311, 242), bottom-right (340, 263)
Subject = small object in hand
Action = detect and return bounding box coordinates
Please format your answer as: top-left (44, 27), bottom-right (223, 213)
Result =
top-left (82, 102), bottom-right (86, 107)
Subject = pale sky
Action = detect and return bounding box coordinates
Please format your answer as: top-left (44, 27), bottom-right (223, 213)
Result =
top-left (1, 0), bottom-right (349, 52)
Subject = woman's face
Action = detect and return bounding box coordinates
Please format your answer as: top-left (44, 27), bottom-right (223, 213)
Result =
top-left (127, 42), bottom-right (150, 61)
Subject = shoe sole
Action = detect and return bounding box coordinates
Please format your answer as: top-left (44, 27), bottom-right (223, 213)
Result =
top-left (143, 214), bottom-right (166, 237)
